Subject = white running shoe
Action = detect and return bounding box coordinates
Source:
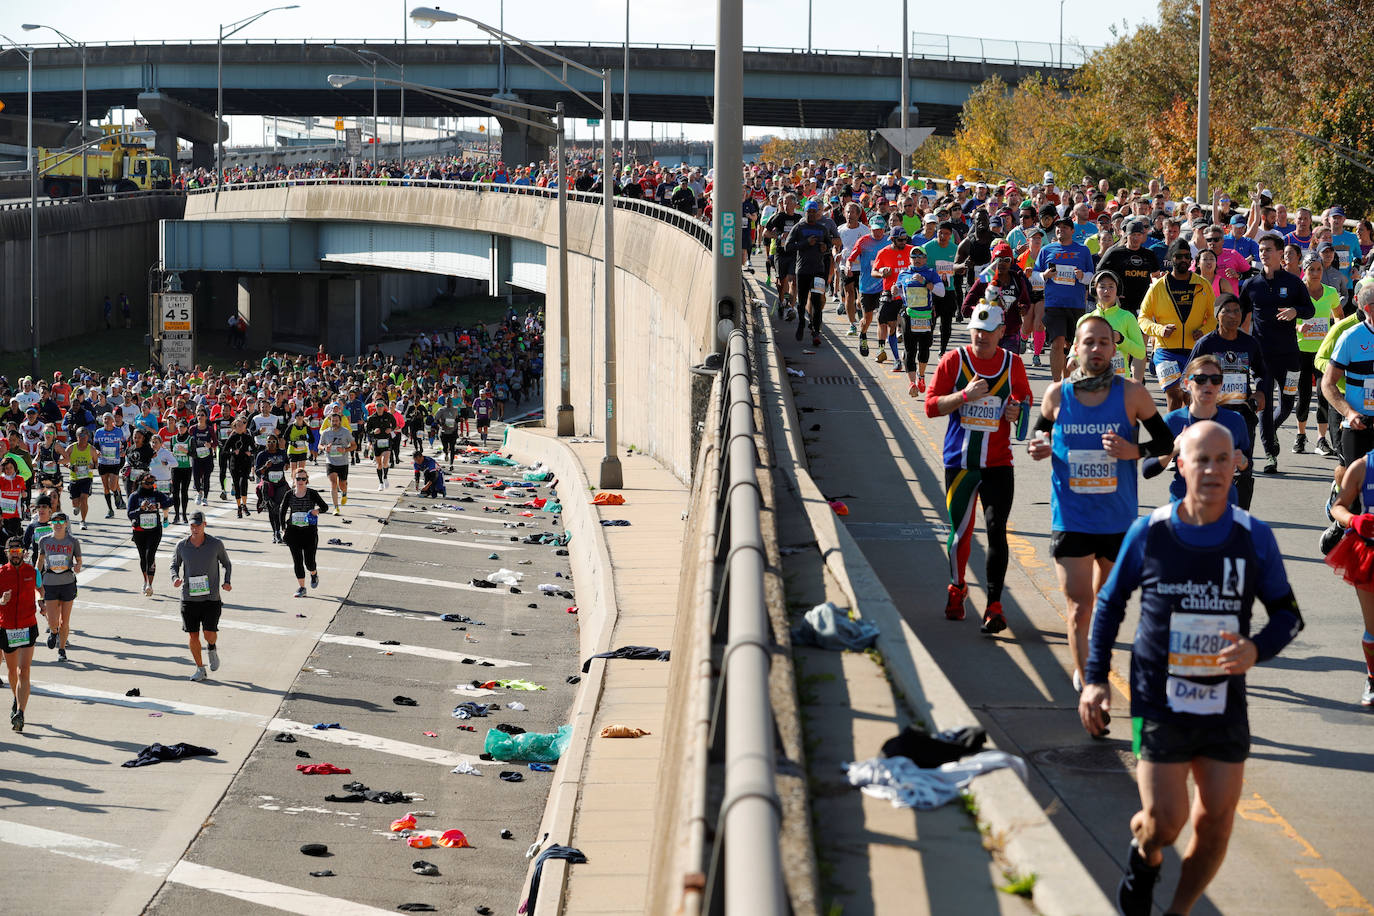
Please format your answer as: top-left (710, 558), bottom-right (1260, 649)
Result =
top-left (190, 666), bottom-right (207, 682)
top-left (208, 647), bottom-right (220, 672)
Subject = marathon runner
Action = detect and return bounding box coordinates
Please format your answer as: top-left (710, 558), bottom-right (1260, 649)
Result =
top-left (34, 512), bottom-right (80, 663)
top-left (1034, 214), bottom-right (1095, 383)
top-left (846, 216), bottom-right (889, 357)
top-left (1143, 355), bottom-right (1251, 510)
top-left (170, 511), bottom-right (233, 682)
top-left (319, 413), bottom-right (356, 515)
top-left (278, 471), bottom-right (328, 598)
top-left (66, 428), bottom-right (96, 529)
top-left (0, 535), bottom-right (39, 731)
top-left (925, 304), bottom-right (1032, 631)
top-left (1082, 420), bottom-right (1302, 916)
top-left (893, 247), bottom-right (945, 396)
top-left (1028, 315), bottom-right (1172, 687)
top-left (127, 472), bottom-right (173, 597)
top-left (93, 412), bottom-right (126, 517)
top-left (871, 226), bottom-right (916, 368)
top-left (1293, 252), bottom-right (1342, 455)
top-left (1139, 240), bottom-right (1216, 412)
top-left (189, 412), bottom-right (217, 507)
top-left (255, 436), bottom-right (289, 543)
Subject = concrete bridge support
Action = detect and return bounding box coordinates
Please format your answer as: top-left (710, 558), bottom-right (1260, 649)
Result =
top-left (137, 92), bottom-right (224, 171)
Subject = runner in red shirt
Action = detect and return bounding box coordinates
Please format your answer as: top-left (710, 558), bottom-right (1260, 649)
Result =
top-left (925, 304), bottom-right (1032, 631)
top-left (871, 226), bottom-right (915, 366)
top-left (0, 535), bottom-right (40, 731)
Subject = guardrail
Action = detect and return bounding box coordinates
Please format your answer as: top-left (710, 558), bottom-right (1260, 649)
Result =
top-left (0, 188), bottom-right (183, 212)
top-left (184, 176), bottom-right (714, 248)
top-left (8, 33), bottom-right (1096, 69)
top-left (698, 327), bottom-right (785, 915)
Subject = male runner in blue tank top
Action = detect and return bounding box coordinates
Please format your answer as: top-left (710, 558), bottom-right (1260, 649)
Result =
top-left (1028, 314), bottom-right (1175, 690)
top-left (1081, 421), bottom-right (1303, 916)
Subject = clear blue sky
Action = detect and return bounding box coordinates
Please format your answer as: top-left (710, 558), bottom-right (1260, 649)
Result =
top-left (3, 0), bottom-right (1162, 143)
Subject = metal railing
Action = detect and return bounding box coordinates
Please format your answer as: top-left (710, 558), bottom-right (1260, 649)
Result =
top-left (700, 328), bottom-right (786, 916)
top-left (6, 33), bottom-right (1096, 69)
top-left (184, 176), bottom-right (714, 248)
top-left (0, 188), bottom-right (182, 211)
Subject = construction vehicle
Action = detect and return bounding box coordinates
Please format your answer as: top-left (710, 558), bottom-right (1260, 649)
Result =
top-left (37, 125), bottom-right (173, 198)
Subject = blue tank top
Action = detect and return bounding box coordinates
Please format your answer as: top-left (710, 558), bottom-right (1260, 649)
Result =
top-left (1132, 504), bottom-right (1259, 723)
top-left (1363, 453), bottom-right (1374, 511)
top-left (1049, 376), bottom-right (1138, 533)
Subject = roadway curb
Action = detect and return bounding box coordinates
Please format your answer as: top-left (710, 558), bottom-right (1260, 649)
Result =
top-left (749, 295), bottom-right (1114, 916)
top-left (502, 428), bottom-right (617, 916)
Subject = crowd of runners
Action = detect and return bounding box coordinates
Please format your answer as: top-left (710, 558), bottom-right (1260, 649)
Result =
top-left (0, 308), bottom-right (543, 728)
top-left (746, 161), bottom-right (1374, 916)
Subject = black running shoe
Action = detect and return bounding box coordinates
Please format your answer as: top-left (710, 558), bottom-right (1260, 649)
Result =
top-left (1116, 839), bottom-right (1160, 916)
top-left (1292, 433), bottom-right (1307, 454)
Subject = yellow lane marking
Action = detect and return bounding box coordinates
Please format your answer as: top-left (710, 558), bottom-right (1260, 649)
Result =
top-left (1294, 869), bottom-right (1374, 914)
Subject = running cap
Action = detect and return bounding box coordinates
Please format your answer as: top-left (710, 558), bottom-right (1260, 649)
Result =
top-left (189, 511), bottom-right (207, 525)
top-left (888, 226), bottom-right (909, 240)
top-left (967, 304), bottom-right (1005, 331)
top-left (804, 200), bottom-right (820, 211)
top-left (923, 213), bottom-right (938, 223)
top-left (1037, 204), bottom-right (1058, 219)
top-left (1043, 171), bottom-right (1055, 182)
top-left (869, 216), bottom-right (887, 230)
top-left (1229, 214), bottom-right (1247, 226)
top-left (991, 242), bottom-right (1014, 259)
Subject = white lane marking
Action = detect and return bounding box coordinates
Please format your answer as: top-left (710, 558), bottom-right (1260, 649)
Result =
top-left (28, 681), bottom-right (482, 767)
top-left (317, 633), bottom-right (527, 667)
top-left (165, 861), bottom-right (401, 916)
top-left (79, 601), bottom-right (302, 637)
top-left (356, 569), bottom-right (531, 594)
top-left (359, 606), bottom-right (435, 621)
top-left (389, 507), bottom-right (533, 526)
top-left (0, 818), bottom-right (169, 876)
top-left (377, 532), bottom-right (525, 551)
top-left (266, 718), bottom-right (479, 768)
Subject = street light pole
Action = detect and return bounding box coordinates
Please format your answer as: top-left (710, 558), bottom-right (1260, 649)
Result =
top-left (714, 0), bottom-right (743, 352)
top-left (216, 7), bottom-right (299, 195)
top-left (1059, 0), bottom-right (1066, 67)
top-left (372, 59), bottom-right (379, 166)
top-left (622, 0), bottom-right (629, 169)
top-left (4, 37), bottom-right (39, 375)
top-left (30, 27), bottom-right (89, 198)
top-left (556, 101), bottom-right (573, 436)
top-left (807, 0), bottom-right (813, 53)
top-left (900, 0), bottom-right (909, 176)
top-left (600, 68), bottom-right (622, 488)
top-left (1196, 0), bottom-right (1210, 204)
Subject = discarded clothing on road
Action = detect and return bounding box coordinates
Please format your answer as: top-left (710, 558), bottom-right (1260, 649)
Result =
top-left (494, 678), bottom-right (545, 691)
top-left (122, 742), bottom-right (218, 768)
top-left (790, 601), bottom-right (880, 651)
top-left (520, 845), bottom-right (588, 914)
top-left (297, 763), bottom-right (352, 775)
top-left (452, 702), bottom-right (493, 719)
top-left (590, 492), bottom-right (625, 505)
top-left (599, 725), bottom-right (651, 738)
top-left (495, 723), bottom-right (527, 735)
top-left (844, 750), bottom-right (1027, 810)
top-left (880, 725), bottom-right (988, 768)
top-left (392, 695), bottom-right (418, 707)
top-left (599, 519), bottom-right (631, 527)
top-left (484, 724), bottom-right (573, 763)
top-left (478, 455), bottom-right (518, 466)
top-left (581, 645), bottom-right (670, 673)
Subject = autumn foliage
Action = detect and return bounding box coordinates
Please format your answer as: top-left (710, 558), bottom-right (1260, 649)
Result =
top-left (912, 0), bottom-right (1374, 215)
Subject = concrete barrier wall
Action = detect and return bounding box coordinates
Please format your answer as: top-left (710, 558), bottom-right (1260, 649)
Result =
top-left (0, 195), bottom-right (186, 354)
top-left (185, 186), bottom-right (713, 482)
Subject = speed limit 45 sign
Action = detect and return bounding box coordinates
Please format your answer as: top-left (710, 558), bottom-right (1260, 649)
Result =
top-left (160, 292), bottom-right (193, 333)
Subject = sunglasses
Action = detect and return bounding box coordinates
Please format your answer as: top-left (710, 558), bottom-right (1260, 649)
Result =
top-left (295, 476), bottom-right (309, 482)
top-left (1188, 373), bottom-right (1224, 386)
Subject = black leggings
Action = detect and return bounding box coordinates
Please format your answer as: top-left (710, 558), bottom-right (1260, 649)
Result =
top-left (1295, 349), bottom-right (1330, 426)
top-left (230, 461), bottom-right (252, 500)
top-left (440, 433), bottom-right (458, 462)
top-left (192, 459), bottom-right (214, 498)
top-left (171, 468), bottom-right (192, 514)
top-left (284, 530), bottom-right (318, 579)
top-left (796, 272), bottom-right (825, 333)
top-left (933, 292), bottom-right (957, 354)
top-left (903, 313), bottom-right (933, 370)
top-left (132, 527), bottom-right (162, 577)
top-left (1258, 353), bottom-right (1298, 455)
top-left (218, 448), bottom-right (232, 490)
top-left (944, 465), bottom-right (1014, 602)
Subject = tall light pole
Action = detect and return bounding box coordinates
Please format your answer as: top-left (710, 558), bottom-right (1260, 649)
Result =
top-left (360, 50), bottom-right (405, 165)
top-left (1059, 0), bottom-right (1066, 67)
top-left (2, 38), bottom-right (38, 375)
top-left (23, 25), bottom-right (85, 199)
top-left (217, 5), bottom-right (298, 193)
top-left (622, 1), bottom-right (629, 169)
top-left (328, 47), bottom-right (383, 167)
top-left (900, 1), bottom-right (908, 176)
top-left (411, 6), bottom-right (622, 487)
top-left (807, 0), bottom-right (813, 53)
top-left (714, 0), bottom-right (743, 352)
top-left (556, 101), bottom-right (572, 436)
top-left (1196, 0), bottom-right (1210, 204)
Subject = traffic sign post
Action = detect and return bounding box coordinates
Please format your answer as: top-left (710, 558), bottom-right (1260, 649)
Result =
top-left (877, 126), bottom-right (936, 157)
top-left (156, 291), bottom-right (195, 371)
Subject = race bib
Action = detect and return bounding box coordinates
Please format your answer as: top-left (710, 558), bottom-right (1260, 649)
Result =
top-left (42, 461), bottom-right (58, 475)
top-left (188, 574), bottom-right (210, 596)
top-left (219, 428), bottom-right (232, 441)
top-left (812, 277), bottom-right (826, 292)
top-left (444, 418), bottom-right (456, 428)
top-left (1054, 264), bottom-right (1078, 285)
top-left (5, 627), bottom-right (32, 649)
top-left (255, 434), bottom-right (268, 446)
top-left (156, 479), bottom-right (171, 494)
top-left (1168, 613), bottom-right (1240, 676)
top-left (1066, 448), bottom-right (1117, 494)
top-left (309, 418), bottom-right (321, 428)
top-left (101, 445), bottom-right (118, 461)
top-left (267, 470), bottom-right (284, 483)
top-left (1336, 245), bottom-right (1350, 269)
top-left (1030, 270), bottom-right (1045, 291)
top-left (291, 511), bottom-right (311, 527)
top-left (72, 463), bottom-right (91, 480)
top-left (1157, 360), bottom-right (1181, 390)
top-left (196, 446), bottom-right (211, 459)
top-left (173, 443), bottom-right (188, 457)
top-left (374, 437), bottom-right (391, 449)
top-left (906, 286), bottom-right (929, 310)
top-left (139, 511), bottom-right (159, 528)
top-left (0, 496), bottom-right (17, 515)
top-left (1301, 317), bottom-right (1328, 342)
top-left (907, 310), bottom-right (932, 333)
top-left (1362, 382), bottom-right (1374, 415)
top-left (1221, 372), bottom-right (1247, 401)
top-left (959, 396), bottom-right (1003, 432)
top-left (1111, 353), bottom-right (1126, 376)
top-left (1283, 370), bottom-right (1300, 397)
top-left (1165, 675), bottom-right (1228, 715)
top-left (47, 554), bottom-right (69, 573)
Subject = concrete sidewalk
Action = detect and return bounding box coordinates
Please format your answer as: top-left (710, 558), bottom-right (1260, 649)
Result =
top-left (505, 429), bottom-right (688, 916)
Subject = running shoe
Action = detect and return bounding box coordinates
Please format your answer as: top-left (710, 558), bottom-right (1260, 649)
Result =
top-left (835, 302), bottom-right (845, 314)
top-left (341, 494), bottom-right (348, 506)
top-left (334, 507), bottom-right (342, 516)
top-left (892, 362), bottom-right (904, 373)
top-left (1292, 433), bottom-right (1307, 454)
top-left (909, 382), bottom-right (919, 398)
top-left (1116, 839), bottom-right (1160, 916)
top-left (876, 349), bottom-right (888, 364)
top-left (57, 648), bottom-right (67, 662)
top-left (1262, 454), bottom-right (1279, 474)
top-left (294, 586), bottom-right (307, 598)
top-left (980, 602), bottom-right (1007, 635)
top-left (1031, 354), bottom-right (1042, 368)
top-left (1320, 522), bottom-right (1345, 556)
top-left (310, 572), bottom-right (319, 590)
top-left (10, 709), bottom-right (23, 732)
top-left (917, 378), bottom-right (927, 394)
top-left (944, 584), bottom-right (968, 621)
top-left (221, 490), bottom-right (228, 500)
top-left (848, 324), bottom-right (857, 336)
top-left (208, 646), bottom-right (220, 672)
top-left (812, 334), bottom-right (822, 347)
top-left (1315, 436), bottom-right (1335, 458)
top-left (190, 666), bottom-right (207, 682)
top-left (1326, 481), bottom-right (1341, 522)
top-left (81, 522), bottom-right (87, 531)
top-left (859, 337), bottom-right (869, 357)
top-left (1363, 678), bottom-right (1374, 707)
top-left (46, 630), bottom-right (57, 650)
top-left (105, 510), bottom-right (114, 519)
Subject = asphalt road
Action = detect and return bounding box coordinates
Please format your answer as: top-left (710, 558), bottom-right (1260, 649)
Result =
top-left (767, 279), bottom-right (1374, 916)
top-left (0, 425), bottom-right (580, 916)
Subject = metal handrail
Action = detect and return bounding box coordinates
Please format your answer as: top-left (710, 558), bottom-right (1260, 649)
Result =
top-left (182, 176), bottom-right (714, 248)
top-left (4, 35), bottom-right (1096, 68)
top-left (700, 329), bottom-right (786, 916)
top-left (0, 188), bottom-right (182, 211)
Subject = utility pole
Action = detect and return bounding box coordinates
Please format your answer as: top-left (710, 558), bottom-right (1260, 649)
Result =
top-left (713, 0), bottom-right (743, 351)
top-left (1196, 0), bottom-right (1211, 203)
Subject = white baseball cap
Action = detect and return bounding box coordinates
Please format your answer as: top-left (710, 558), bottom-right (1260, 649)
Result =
top-left (967, 304), bottom-right (1005, 332)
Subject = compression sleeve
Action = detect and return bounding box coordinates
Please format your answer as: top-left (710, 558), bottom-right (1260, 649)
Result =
top-left (1249, 519), bottom-right (1304, 661)
top-left (1139, 412), bottom-right (1175, 458)
top-left (1085, 516), bottom-right (1148, 684)
top-left (1141, 457), bottom-right (1167, 479)
top-left (1034, 413), bottom-right (1056, 435)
